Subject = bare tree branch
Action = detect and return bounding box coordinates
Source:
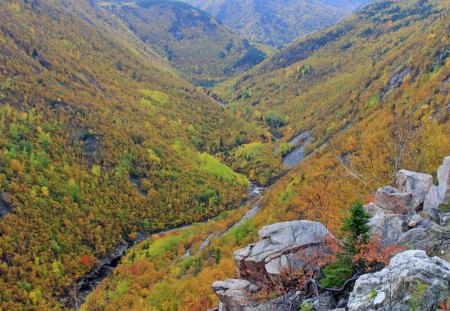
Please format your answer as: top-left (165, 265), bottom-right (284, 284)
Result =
top-left (335, 154), bottom-right (369, 189)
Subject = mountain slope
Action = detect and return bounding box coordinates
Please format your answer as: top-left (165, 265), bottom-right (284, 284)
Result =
top-left (83, 0), bottom-right (450, 309)
top-left (181, 0), bottom-right (371, 47)
top-left (216, 0), bottom-right (450, 144)
top-left (101, 0), bottom-right (267, 85)
top-left (0, 0), bottom-right (264, 309)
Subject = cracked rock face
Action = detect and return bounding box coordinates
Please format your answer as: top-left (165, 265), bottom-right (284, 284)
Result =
top-left (438, 157), bottom-right (450, 205)
top-left (396, 169), bottom-right (433, 211)
top-left (212, 279), bottom-right (259, 311)
top-left (234, 221), bottom-right (332, 287)
top-left (368, 213), bottom-right (409, 246)
top-left (348, 250), bottom-right (450, 311)
top-left (375, 186), bottom-right (413, 215)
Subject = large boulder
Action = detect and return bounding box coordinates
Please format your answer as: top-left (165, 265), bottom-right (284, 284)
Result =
top-left (212, 279), bottom-right (259, 311)
top-left (424, 186), bottom-right (441, 221)
top-left (397, 170), bottom-right (433, 210)
top-left (301, 293), bottom-right (337, 311)
top-left (369, 213), bottom-right (409, 246)
top-left (212, 279), bottom-right (301, 311)
top-left (234, 221), bottom-right (331, 287)
top-left (375, 186), bottom-right (413, 215)
top-left (364, 202), bottom-right (394, 217)
top-left (348, 250), bottom-right (450, 311)
top-left (437, 156), bottom-right (450, 205)
top-left (398, 225), bottom-right (450, 257)
top-left (441, 213), bottom-right (450, 227)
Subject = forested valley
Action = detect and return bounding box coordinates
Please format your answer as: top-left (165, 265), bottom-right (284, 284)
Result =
top-left (0, 0), bottom-right (449, 310)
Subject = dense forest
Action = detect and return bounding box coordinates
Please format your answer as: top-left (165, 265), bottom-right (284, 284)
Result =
top-left (180, 0), bottom-right (370, 47)
top-left (0, 0), bottom-right (449, 310)
top-left (83, 0), bottom-right (450, 310)
top-left (101, 0), bottom-right (268, 85)
top-left (0, 0), bottom-right (269, 308)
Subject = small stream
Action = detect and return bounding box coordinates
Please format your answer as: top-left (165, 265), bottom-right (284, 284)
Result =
top-left (73, 182), bottom-right (263, 306)
top-left (74, 105), bottom-right (313, 307)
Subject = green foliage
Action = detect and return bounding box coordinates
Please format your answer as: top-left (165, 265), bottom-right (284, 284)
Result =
top-left (229, 219), bottom-right (256, 245)
top-left (105, 1), bottom-right (266, 83)
top-left (231, 142), bottom-right (282, 185)
top-left (277, 142), bottom-right (294, 156)
top-left (301, 301), bottom-right (314, 311)
top-left (0, 1), bottom-right (265, 308)
top-left (321, 201), bottom-right (371, 288)
top-left (182, 0), bottom-right (368, 47)
top-left (321, 254), bottom-right (353, 288)
top-left (342, 201), bottom-right (371, 248)
top-left (139, 89), bottom-right (170, 106)
top-left (440, 203), bottom-right (450, 213)
top-left (264, 110), bottom-right (288, 128)
top-left (198, 152), bottom-right (249, 185)
top-left (408, 280), bottom-right (428, 311)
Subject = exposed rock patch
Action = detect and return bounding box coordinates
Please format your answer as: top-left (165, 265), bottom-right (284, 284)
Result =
top-left (234, 221), bottom-right (331, 287)
top-left (348, 250), bottom-right (450, 311)
top-left (375, 186), bottom-right (413, 215)
top-left (212, 157), bottom-right (450, 311)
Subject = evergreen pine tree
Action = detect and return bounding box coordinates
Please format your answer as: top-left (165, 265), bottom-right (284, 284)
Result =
top-left (321, 201), bottom-right (371, 288)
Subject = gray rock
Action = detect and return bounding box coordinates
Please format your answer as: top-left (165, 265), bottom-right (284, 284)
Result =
top-left (397, 170), bottom-right (433, 210)
top-left (438, 156), bottom-right (450, 205)
top-left (212, 279), bottom-right (259, 311)
top-left (424, 186), bottom-right (441, 221)
top-left (440, 212), bottom-right (450, 227)
top-left (408, 221), bottom-right (417, 228)
top-left (302, 293), bottom-right (336, 311)
top-left (372, 291), bottom-right (386, 306)
top-left (369, 213), bottom-right (409, 246)
top-left (375, 186), bottom-right (413, 215)
top-left (398, 225), bottom-right (450, 256)
top-left (348, 250), bottom-right (450, 311)
top-left (364, 202), bottom-right (394, 217)
top-left (234, 221), bottom-right (331, 287)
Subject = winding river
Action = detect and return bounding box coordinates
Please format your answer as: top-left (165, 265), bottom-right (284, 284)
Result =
top-left (74, 96), bottom-right (313, 307)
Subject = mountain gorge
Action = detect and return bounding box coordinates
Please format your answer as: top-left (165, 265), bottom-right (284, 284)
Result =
top-left (82, 0), bottom-right (450, 310)
top-left (180, 0), bottom-right (371, 47)
top-left (101, 0), bottom-right (268, 85)
top-left (0, 0), bottom-right (449, 310)
top-left (0, 0), bottom-right (266, 308)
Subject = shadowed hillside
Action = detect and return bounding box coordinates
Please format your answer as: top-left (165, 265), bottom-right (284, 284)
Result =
top-left (101, 0), bottom-right (267, 85)
top-left (181, 0), bottom-right (371, 47)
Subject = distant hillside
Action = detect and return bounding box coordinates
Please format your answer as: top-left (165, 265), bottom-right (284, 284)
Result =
top-left (181, 0), bottom-right (371, 47)
top-left (216, 0), bottom-right (450, 142)
top-left (101, 0), bottom-right (267, 85)
top-left (0, 0), bottom-right (263, 308)
top-left (82, 0), bottom-right (450, 309)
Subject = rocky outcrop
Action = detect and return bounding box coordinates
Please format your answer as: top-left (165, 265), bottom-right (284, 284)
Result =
top-left (368, 213), bottom-right (409, 246)
top-left (366, 157), bottom-right (450, 250)
top-left (212, 157), bottom-right (450, 311)
top-left (234, 221), bottom-right (331, 287)
top-left (374, 186), bottom-right (413, 215)
top-left (438, 157), bottom-right (450, 204)
top-left (424, 156), bottom-right (450, 220)
top-left (398, 224), bottom-right (450, 256)
top-left (348, 250), bottom-right (450, 311)
top-left (396, 170), bottom-right (433, 211)
top-left (212, 221), bottom-right (331, 310)
top-left (211, 279), bottom-right (259, 311)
